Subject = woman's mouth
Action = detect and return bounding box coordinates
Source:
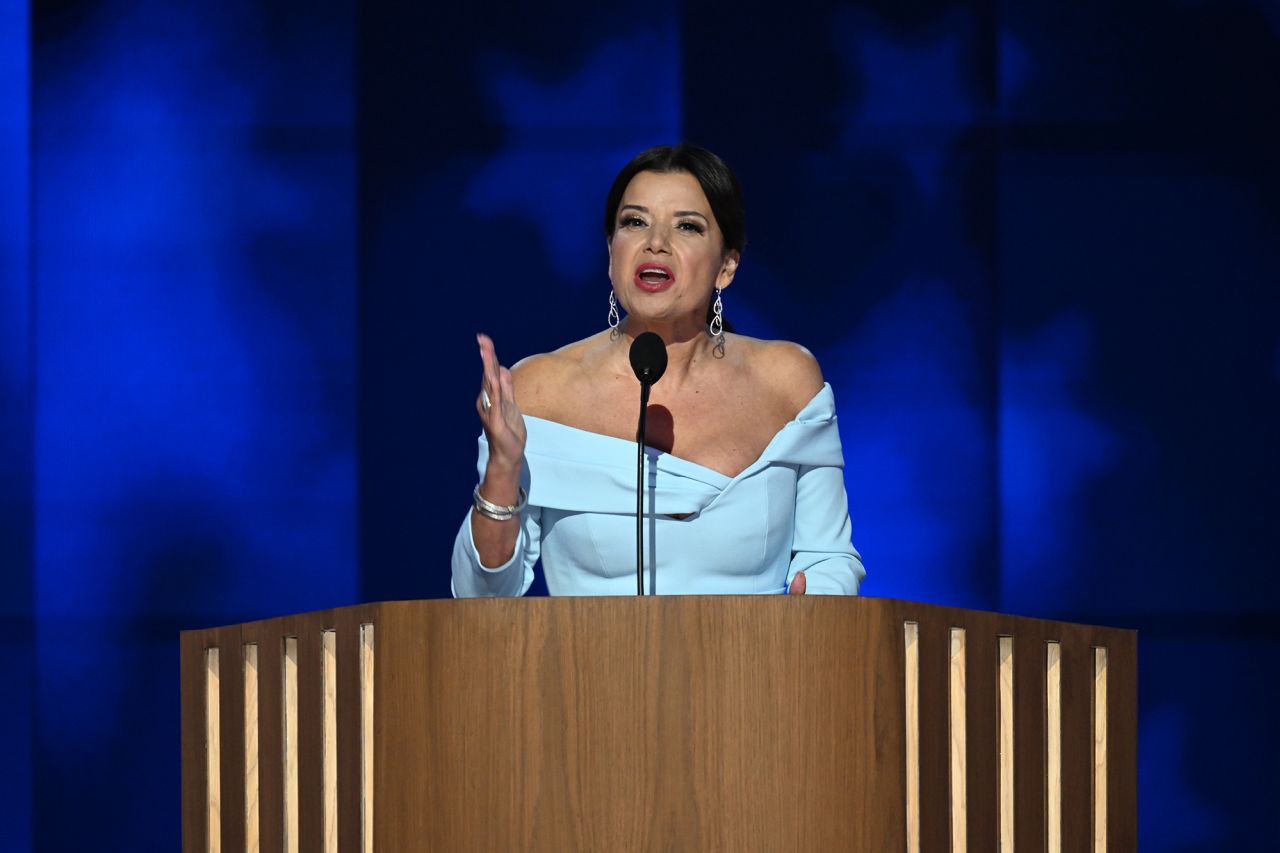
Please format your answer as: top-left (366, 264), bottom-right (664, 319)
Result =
top-left (634, 263), bottom-right (675, 292)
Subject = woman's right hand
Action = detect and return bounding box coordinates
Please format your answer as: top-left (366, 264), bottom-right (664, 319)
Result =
top-left (471, 334), bottom-right (527, 568)
top-left (476, 333), bottom-right (527, 479)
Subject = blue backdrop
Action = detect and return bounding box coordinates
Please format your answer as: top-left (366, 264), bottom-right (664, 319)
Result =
top-left (4, 0), bottom-right (1279, 849)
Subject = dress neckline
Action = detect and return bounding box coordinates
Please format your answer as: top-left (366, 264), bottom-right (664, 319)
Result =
top-left (522, 382), bottom-right (833, 482)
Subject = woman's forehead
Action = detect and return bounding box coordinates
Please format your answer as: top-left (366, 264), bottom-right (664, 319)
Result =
top-left (621, 170), bottom-right (711, 212)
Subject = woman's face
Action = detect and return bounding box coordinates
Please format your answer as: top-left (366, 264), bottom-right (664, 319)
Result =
top-left (607, 170), bottom-right (739, 327)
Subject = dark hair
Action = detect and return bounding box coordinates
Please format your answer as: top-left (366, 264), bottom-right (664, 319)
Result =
top-left (604, 144), bottom-right (744, 332)
top-left (604, 144), bottom-right (746, 254)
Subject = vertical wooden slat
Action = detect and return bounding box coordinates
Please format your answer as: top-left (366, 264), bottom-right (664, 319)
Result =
top-left (1013, 631), bottom-right (1046, 851)
top-left (244, 644), bottom-right (260, 853)
top-left (1046, 641), bottom-right (1062, 853)
top-left (205, 648), bottom-right (222, 853)
top-left (998, 637), bottom-right (1015, 852)
top-left (1094, 647), bottom-right (1108, 853)
top-left (283, 636), bottom-right (299, 853)
top-left (361, 623), bottom-right (375, 853)
top-left (904, 621), bottom-right (920, 853)
top-left (949, 628), bottom-right (967, 853)
top-left (322, 630), bottom-right (338, 853)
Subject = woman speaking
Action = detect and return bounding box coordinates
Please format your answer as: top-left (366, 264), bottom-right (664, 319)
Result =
top-left (451, 144), bottom-right (864, 596)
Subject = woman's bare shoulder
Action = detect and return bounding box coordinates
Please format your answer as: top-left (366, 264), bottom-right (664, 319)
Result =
top-left (733, 334), bottom-right (826, 415)
top-left (510, 331), bottom-right (612, 418)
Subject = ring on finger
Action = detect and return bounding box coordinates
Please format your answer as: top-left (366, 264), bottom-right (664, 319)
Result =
top-left (481, 387), bottom-right (492, 413)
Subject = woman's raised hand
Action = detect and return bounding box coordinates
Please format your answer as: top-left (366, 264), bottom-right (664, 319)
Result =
top-left (476, 333), bottom-right (527, 477)
top-left (470, 334), bottom-right (527, 567)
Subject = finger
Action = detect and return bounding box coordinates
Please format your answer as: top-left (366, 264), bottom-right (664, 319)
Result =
top-left (498, 366), bottom-right (517, 412)
top-left (477, 333), bottom-right (500, 392)
top-left (477, 336), bottom-right (494, 385)
top-left (788, 571), bottom-right (807, 595)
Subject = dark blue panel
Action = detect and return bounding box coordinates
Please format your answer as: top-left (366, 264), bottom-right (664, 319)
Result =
top-left (998, 2), bottom-right (1280, 848)
top-left (1000, 159), bottom-right (1280, 618)
top-left (32, 1), bottom-right (356, 847)
top-left (0, 3), bottom-right (32, 850)
top-left (1139, 634), bottom-right (1280, 850)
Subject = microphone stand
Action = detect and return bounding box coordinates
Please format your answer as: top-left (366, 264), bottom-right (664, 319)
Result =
top-left (628, 331), bottom-right (666, 597)
top-left (635, 378), bottom-right (653, 595)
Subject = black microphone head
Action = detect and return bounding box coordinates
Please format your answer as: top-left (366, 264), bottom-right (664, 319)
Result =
top-left (629, 332), bottom-right (668, 386)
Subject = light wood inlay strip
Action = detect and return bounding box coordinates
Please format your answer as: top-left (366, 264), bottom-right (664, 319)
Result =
top-left (282, 637), bottom-right (299, 853)
top-left (998, 637), bottom-right (1014, 852)
top-left (1046, 641), bottom-right (1062, 853)
top-left (206, 648), bottom-right (222, 853)
top-left (360, 623), bottom-right (375, 853)
top-left (949, 628), bottom-right (967, 853)
top-left (904, 621), bottom-right (920, 853)
top-left (244, 644), bottom-right (260, 853)
top-left (322, 630), bottom-right (338, 853)
top-left (1094, 647), bottom-right (1108, 853)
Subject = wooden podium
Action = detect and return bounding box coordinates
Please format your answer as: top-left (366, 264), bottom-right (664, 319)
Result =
top-left (181, 597), bottom-right (1136, 851)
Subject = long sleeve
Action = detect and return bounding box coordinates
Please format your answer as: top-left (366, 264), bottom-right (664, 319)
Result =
top-left (784, 463), bottom-right (865, 596)
top-left (450, 434), bottom-right (539, 597)
top-left (450, 506), bottom-right (540, 597)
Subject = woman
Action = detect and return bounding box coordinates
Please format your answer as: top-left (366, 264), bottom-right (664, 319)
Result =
top-left (452, 144), bottom-right (864, 596)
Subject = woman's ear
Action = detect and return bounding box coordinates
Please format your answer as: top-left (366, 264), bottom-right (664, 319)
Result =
top-left (717, 250), bottom-right (740, 290)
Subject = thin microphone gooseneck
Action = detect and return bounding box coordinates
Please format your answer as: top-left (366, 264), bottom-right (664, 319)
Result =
top-left (628, 332), bottom-right (668, 595)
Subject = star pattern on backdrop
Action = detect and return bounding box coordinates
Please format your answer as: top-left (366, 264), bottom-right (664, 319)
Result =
top-left (465, 27), bottom-right (682, 283)
top-left (832, 10), bottom-right (1031, 198)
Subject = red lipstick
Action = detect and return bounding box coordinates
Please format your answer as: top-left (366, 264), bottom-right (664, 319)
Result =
top-left (634, 263), bottom-right (675, 292)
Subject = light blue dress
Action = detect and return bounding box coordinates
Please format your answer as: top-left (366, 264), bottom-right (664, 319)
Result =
top-left (451, 383), bottom-right (865, 596)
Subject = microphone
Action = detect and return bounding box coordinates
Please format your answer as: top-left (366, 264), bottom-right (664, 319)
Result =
top-left (629, 331), bottom-right (668, 387)
top-left (629, 332), bottom-right (667, 595)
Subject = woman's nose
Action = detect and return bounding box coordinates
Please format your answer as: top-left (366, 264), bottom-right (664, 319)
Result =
top-left (645, 224), bottom-right (671, 253)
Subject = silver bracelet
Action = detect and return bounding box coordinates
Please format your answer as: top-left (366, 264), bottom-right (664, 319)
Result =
top-left (472, 484), bottom-right (528, 521)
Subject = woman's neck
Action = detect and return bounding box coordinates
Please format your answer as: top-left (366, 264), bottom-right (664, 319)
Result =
top-left (617, 316), bottom-right (717, 388)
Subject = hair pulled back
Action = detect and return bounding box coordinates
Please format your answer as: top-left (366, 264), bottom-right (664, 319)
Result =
top-left (603, 144), bottom-right (745, 255)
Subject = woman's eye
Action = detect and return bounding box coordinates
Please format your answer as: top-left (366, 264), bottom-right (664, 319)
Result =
top-left (620, 216), bottom-right (646, 228)
top-left (677, 221), bottom-right (705, 234)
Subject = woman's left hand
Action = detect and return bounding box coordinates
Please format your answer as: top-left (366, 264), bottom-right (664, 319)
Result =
top-left (788, 571), bottom-right (807, 595)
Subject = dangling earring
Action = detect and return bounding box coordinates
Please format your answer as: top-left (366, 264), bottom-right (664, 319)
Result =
top-left (709, 288), bottom-right (725, 352)
top-left (608, 291), bottom-right (620, 332)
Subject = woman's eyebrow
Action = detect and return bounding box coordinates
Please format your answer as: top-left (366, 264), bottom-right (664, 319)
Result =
top-left (620, 203), bottom-right (708, 222)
